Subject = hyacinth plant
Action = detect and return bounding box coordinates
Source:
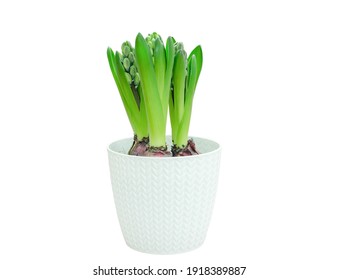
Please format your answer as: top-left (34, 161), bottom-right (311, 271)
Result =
top-left (107, 32), bottom-right (203, 157)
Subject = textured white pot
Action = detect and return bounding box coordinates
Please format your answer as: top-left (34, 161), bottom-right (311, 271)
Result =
top-left (107, 136), bottom-right (221, 254)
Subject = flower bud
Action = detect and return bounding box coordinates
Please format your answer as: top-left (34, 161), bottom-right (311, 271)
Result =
top-left (123, 57), bottom-right (130, 71)
top-left (134, 73), bottom-right (140, 86)
top-left (128, 52), bottom-right (135, 64)
top-left (121, 41), bottom-right (132, 51)
top-left (146, 32), bottom-right (163, 54)
top-left (147, 41), bottom-right (153, 50)
top-left (174, 42), bottom-right (184, 53)
top-left (125, 72), bottom-right (132, 84)
top-left (129, 65), bottom-right (136, 78)
top-left (126, 41), bottom-right (132, 49)
top-left (117, 52), bottom-right (123, 62)
top-left (122, 45), bottom-right (130, 56)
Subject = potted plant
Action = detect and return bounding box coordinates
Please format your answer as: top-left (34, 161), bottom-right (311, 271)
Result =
top-left (107, 32), bottom-right (221, 254)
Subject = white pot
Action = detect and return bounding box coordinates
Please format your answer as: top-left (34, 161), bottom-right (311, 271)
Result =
top-left (107, 136), bottom-right (221, 254)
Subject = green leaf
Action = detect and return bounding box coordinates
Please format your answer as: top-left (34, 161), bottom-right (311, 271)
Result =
top-left (176, 55), bottom-right (198, 146)
top-left (135, 33), bottom-right (166, 147)
top-left (163, 36), bottom-right (175, 120)
top-left (137, 86), bottom-right (149, 139)
top-left (154, 38), bottom-right (166, 100)
top-left (188, 45), bottom-right (203, 83)
top-left (186, 55), bottom-right (198, 96)
top-left (169, 91), bottom-right (177, 143)
top-left (172, 50), bottom-right (186, 128)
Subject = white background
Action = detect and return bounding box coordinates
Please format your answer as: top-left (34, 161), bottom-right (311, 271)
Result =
top-left (1, 0), bottom-right (338, 279)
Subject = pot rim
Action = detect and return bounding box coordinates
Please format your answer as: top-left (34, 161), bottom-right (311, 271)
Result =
top-left (107, 136), bottom-right (221, 160)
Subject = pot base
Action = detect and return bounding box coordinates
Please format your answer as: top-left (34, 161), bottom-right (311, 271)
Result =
top-left (126, 241), bottom-right (204, 255)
